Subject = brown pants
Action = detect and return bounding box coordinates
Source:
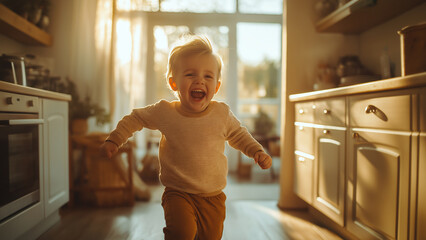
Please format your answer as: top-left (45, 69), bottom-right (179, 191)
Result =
top-left (161, 187), bottom-right (227, 240)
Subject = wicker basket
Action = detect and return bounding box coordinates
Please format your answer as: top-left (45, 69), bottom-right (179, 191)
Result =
top-left (85, 150), bottom-right (132, 207)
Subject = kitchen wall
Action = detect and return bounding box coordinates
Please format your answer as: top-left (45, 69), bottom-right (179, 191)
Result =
top-left (279, 0), bottom-right (426, 209)
top-left (359, 2), bottom-right (426, 77)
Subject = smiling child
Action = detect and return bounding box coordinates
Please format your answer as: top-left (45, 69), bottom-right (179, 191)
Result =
top-left (101, 35), bottom-right (272, 240)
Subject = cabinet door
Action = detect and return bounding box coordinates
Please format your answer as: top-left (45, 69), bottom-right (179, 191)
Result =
top-left (313, 128), bottom-right (345, 226)
top-left (294, 151), bottom-right (314, 204)
top-left (418, 134), bottom-right (426, 239)
top-left (347, 129), bottom-right (410, 240)
top-left (43, 99), bottom-right (69, 217)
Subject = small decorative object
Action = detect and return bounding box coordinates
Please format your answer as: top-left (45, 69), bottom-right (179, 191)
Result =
top-left (314, 62), bottom-right (339, 90)
top-left (314, 0), bottom-right (338, 19)
top-left (336, 55), bottom-right (379, 86)
top-left (398, 22), bottom-right (426, 76)
top-left (38, 15), bottom-right (50, 30)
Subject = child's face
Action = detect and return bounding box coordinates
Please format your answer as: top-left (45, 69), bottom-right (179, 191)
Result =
top-left (169, 53), bottom-right (221, 113)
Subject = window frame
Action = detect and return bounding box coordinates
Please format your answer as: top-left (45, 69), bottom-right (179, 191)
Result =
top-left (115, 7), bottom-right (283, 135)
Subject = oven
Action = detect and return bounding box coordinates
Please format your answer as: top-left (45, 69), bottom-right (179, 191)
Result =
top-left (0, 92), bottom-right (43, 222)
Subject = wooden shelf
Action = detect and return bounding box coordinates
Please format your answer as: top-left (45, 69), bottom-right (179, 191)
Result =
top-left (315, 0), bottom-right (425, 34)
top-left (0, 3), bottom-right (52, 46)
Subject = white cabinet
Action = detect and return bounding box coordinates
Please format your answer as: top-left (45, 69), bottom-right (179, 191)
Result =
top-left (42, 99), bottom-right (69, 217)
top-left (313, 127), bottom-right (345, 226)
top-left (294, 101), bottom-right (315, 204)
top-left (346, 129), bottom-right (411, 240)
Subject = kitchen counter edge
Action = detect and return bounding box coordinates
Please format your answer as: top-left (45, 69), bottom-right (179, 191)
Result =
top-left (0, 81), bottom-right (71, 101)
top-left (289, 72), bottom-right (426, 102)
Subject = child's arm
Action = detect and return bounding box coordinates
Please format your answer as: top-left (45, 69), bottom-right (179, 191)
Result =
top-left (101, 102), bottom-right (161, 158)
top-left (225, 109), bottom-right (272, 169)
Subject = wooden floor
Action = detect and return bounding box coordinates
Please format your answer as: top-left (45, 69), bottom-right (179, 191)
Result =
top-left (38, 173), bottom-right (342, 240)
top-left (38, 200), bottom-right (341, 240)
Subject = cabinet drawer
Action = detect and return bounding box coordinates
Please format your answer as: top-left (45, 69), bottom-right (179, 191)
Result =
top-left (295, 124), bottom-right (314, 155)
top-left (314, 97), bottom-right (346, 126)
top-left (294, 151), bottom-right (314, 204)
top-left (295, 101), bottom-right (314, 123)
top-left (349, 92), bottom-right (411, 131)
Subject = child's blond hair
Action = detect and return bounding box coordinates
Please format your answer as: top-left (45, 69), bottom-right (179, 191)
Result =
top-left (166, 35), bottom-right (223, 88)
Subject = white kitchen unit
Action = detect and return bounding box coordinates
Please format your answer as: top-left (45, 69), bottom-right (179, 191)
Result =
top-left (290, 73), bottom-right (426, 240)
top-left (0, 82), bottom-right (70, 240)
top-left (42, 99), bottom-right (69, 217)
top-left (313, 126), bottom-right (346, 227)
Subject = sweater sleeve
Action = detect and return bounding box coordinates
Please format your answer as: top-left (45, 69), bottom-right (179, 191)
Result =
top-left (224, 107), bottom-right (264, 158)
top-left (106, 101), bottom-right (161, 147)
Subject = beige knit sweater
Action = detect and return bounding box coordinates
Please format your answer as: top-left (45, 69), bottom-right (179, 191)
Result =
top-left (106, 100), bottom-right (264, 195)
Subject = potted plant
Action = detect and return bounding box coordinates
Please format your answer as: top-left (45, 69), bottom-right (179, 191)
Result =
top-left (62, 78), bottom-right (110, 135)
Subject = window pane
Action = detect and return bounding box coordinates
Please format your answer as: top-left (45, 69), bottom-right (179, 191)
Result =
top-left (117, 0), bottom-right (159, 11)
top-left (194, 26), bottom-right (229, 101)
top-left (160, 0), bottom-right (235, 13)
top-left (238, 0), bottom-right (282, 14)
top-left (239, 104), bottom-right (279, 135)
top-left (154, 26), bottom-right (191, 101)
top-left (237, 23), bottom-right (281, 99)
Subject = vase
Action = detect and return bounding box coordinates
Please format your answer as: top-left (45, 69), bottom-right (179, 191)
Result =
top-left (71, 118), bottom-right (88, 135)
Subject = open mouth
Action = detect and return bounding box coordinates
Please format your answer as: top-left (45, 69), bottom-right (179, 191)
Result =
top-left (190, 89), bottom-right (206, 99)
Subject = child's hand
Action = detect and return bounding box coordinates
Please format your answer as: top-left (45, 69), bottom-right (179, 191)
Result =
top-left (100, 141), bottom-right (118, 159)
top-left (254, 151), bottom-right (272, 169)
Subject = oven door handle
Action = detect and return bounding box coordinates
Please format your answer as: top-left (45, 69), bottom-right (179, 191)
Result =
top-left (0, 119), bottom-right (44, 125)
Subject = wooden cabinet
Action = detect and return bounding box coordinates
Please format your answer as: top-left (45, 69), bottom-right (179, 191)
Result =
top-left (42, 99), bottom-right (69, 217)
top-left (346, 129), bottom-right (411, 239)
top-left (418, 134), bottom-right (426, 240)
top-left (315, 0), bottom-right (424, 34)
top-left (314, 97), bottom-right (346, 127)
top-left (0, 4), bottom-right (52, 46)
top-left (294, 149), bottom-right (314, 204)
top-left (291, 85), bottom-right (426, 239)
top-left (416, 88), bottom-right (426, 240)
top-left (313, 127), bottom-right (346, 226)
top-left (294, 101), bottom-right (315, 204)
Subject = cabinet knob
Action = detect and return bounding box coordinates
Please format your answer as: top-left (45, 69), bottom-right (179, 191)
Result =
top-left (323, 129), bottom-right (330, 134)
top-left (365, 105), bottom-right (377, 114)
top-left (27, 100), bottom-right (34, 107)
top-left (298, 157), bottom-right (305, 162)
top-left (353, 132), bottom-right (359, 139)
top-left (323, 109), bottom-right (331, 114)
top-left (299, 126), bottom-right (304, 131)
top-left (298, 109), bottom-right (304, 114)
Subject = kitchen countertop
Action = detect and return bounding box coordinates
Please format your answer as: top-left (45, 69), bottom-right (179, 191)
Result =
top-left (289, 72), bottom-right (426, 102)
top-left (0, 81), bottom-right (71, 101)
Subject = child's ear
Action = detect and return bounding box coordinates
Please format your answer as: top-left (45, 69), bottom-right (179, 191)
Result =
top-left (215, 81), bottom-right (221, 94)
top-left (169, 77), bottom-right (178, 91)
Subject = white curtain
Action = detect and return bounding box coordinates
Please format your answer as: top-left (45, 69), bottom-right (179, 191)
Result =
top-left (69, 0), bottom-right (148, 150)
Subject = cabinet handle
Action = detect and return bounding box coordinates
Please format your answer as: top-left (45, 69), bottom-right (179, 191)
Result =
top-left (323, 129), bottom-right (330, 134)
top-left (353, 132), bottom-right (359, 139)
top-left (299, 126), bottom-right (304, 131)
top-left (323, 109), bottom-right (331, 114)
top-left (298, 109), bottom-right (304, 114)
top-left (298, 157), bottom-right (305, 162)
top-left (365, 105), bottom-right (377, 114)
